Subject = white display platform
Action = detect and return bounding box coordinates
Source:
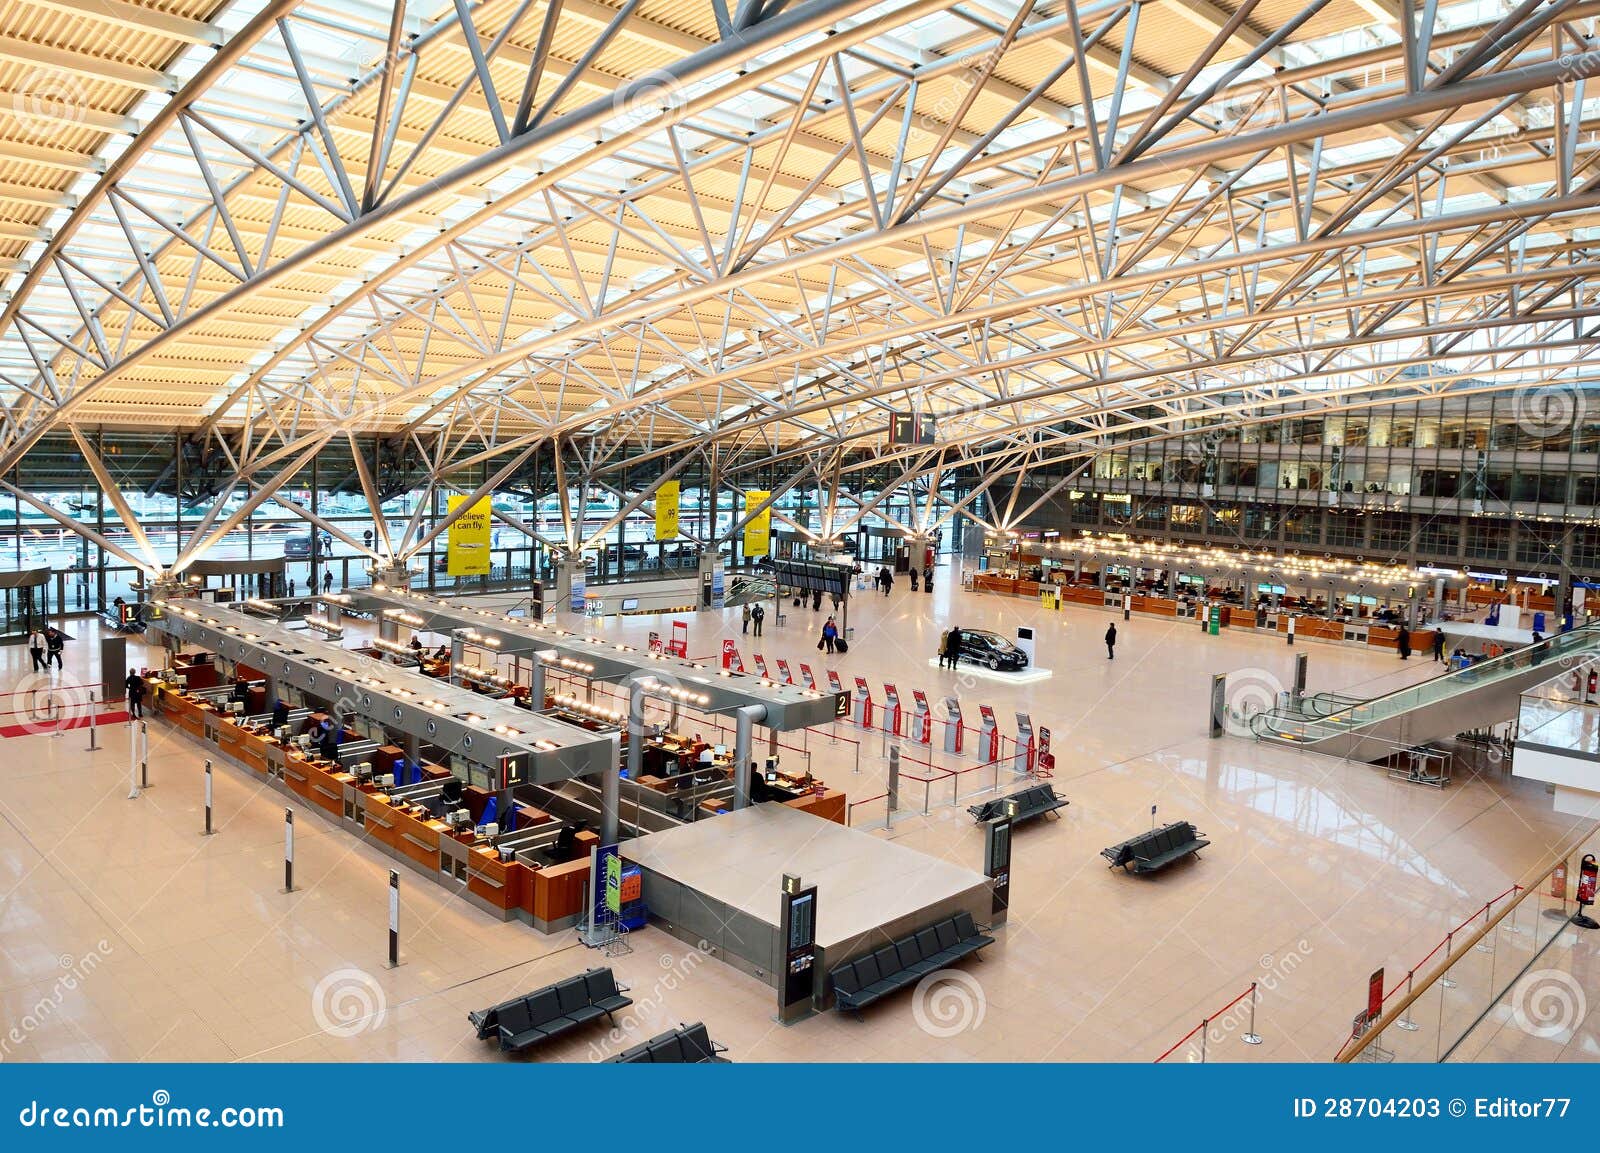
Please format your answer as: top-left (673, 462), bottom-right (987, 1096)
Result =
top-left (926, 659), bottom-right (1055, 684)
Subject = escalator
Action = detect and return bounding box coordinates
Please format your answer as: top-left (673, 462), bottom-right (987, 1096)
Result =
top-left (1250, 623), bottom-right (1600, 759)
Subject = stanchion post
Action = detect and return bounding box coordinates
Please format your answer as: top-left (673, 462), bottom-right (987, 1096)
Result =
top-left (388, 870), bottom-right (400, 967)
top-left (1396, 971), bottom-right (1419, 1031)
top-left (204, 759), bottom-right (214, 836)
top-left (284, 808), bottom-right (295, 893)
top-left (126, 720), bottom-right (140, 800)
top-left (1439, 931), bottom-right (1457, 988)
top-left (1199, 1017), bottom-right (1208, 1063)
top-left (139, 720), bottom-right (149, 789)
top-left (1242, 982), bottom-right (1262, 1045)
top-left (86, 690), bottom-right (98, 751)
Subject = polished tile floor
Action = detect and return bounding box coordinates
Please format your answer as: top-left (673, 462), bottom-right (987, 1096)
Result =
top-left (0, 570), bottom-right (1587, 1063)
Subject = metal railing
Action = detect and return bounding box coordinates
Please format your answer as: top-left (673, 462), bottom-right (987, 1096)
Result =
top-left (1337, 822), bottom-right (1600, 1063)
top-left (1253, 624), bottom-right (1600, 742)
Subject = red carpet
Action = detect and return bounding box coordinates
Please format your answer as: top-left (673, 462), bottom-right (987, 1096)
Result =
top-left (0, 710), bottom-right (130, 738)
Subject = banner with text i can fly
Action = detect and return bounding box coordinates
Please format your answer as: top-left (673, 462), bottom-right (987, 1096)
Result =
top-left (655, 480), bottom-right (680, 541)
top-left (446, 495), bottom-right (492, 576)
top-left (743, 491), bottom-right (771, 557)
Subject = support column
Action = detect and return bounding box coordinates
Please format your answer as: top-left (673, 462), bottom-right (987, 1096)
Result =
top-left (600, 732), bottom-right (621, 846)
top-left (732, 704), bottom-right (766, 809)
top-left (626, 680), bottom-right (648, 782)
top-left (530, 648), bottom-right (555, 711)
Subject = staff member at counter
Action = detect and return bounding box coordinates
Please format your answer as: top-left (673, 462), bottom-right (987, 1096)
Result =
top-left (316, 718), bottom-right (340, 762)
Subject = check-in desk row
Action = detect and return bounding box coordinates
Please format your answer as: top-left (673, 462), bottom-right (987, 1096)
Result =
top-left (148, 681), bottom-right (600, 933)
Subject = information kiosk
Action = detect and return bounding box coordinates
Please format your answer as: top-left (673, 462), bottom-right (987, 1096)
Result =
top-left (853, 676), bottom-right (875, 729)
top-left (882, 683), bottom-right (903, 737)
top-left (1013, 712), bottom-right (1034, 775)
top-left (779, 874), bottom-right (819, 1024)
top-left (799, 663), bottom-right (818, 690)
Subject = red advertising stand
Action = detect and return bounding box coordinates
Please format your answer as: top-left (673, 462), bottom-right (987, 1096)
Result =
top-left (666, 620), bottom-right (689, 658)
top-left (1036, 726), bottom-right (1054, 776)
top-left (720, 639), bottom-right (737, 671)
top-left (647, 631), bottom-right (663, 654)
top-left (1366, 968), bottom-right (1385, 1024)
top-left (1576, 854), bottom-right (1599, 929)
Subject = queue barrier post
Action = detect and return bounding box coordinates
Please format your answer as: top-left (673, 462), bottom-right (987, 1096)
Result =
top-left (204, 759), bottom-right (214, 836)
top-left (284, 808), bottom-right (296, 893)
top-left (139, 721), bottom-right (149, 790)
top-left (1395, 972), bottom-right (1419, 1031)
top-left (1242, 981), bottom-right (1262, 1045)
top-left (1439, 932), bottom-right (1457, 988)
top-left (86, 690), bottom-right (99, 751)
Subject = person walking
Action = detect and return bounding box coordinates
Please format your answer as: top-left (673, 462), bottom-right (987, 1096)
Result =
top-left (751, 603), bottom-right (765, 637)
top-left (820, 617), bottom-right (838, 654)
top-left (45, 625), bottom-right (65, 669)
top-left (909, 567), bottom-right (919, 592)
top-left (923, 565), bottom-right (933, 594)
top-left (880, 566), bottom-right (893, 596)
top-left (812, 589), bottom-right (822, 612)
top-left (944, 626), bottom-right (963, 669)
top-left (1105, 621), bottom-right (1117, 660)
top-left (1432, 628), bottom-right (1446, 663)
top-left (26, 627), bottom-right (45, 672)
top-left (742, 603), bottom-right (752, 634)
top-left (1397, 623), bottom-right (1411, 660)
top-left (322, 569), bottom-right (334, 594)
top-left (288, 577), bottom-right (297, 598)
top-left (124, 669), bottom-right (147, 719)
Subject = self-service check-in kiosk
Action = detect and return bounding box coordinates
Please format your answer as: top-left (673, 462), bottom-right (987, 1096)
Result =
top-left (721, 638), bottom-right (738, 670)
top-left (776, 659), bottom-right (794, 685)
top-left (827, 669), bottom-right (843, 694)
top-left (853, 676), bottom-right (875, 729)
top-left (799, 663), bottom-right (817, 690)
top-left (882, 683), bottom-right (903, 736)
top-left (911, 690), bottom-right (932, 744)
top-left (943, 696), bottom-right (964, 755)
top-left (977, 704), bottom-right (1000, 763)
top-left (1013, 712), bottom-right (1034, 775)
top-left (753, 654), bottom-right (769, 678)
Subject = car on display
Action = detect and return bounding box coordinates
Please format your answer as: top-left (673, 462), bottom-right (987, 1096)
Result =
top-left (956, 628), bottom-right (1028, 671)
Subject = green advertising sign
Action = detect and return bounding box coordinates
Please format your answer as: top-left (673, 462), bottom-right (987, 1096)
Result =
top-left (604, 851), bottom-right (621, 914)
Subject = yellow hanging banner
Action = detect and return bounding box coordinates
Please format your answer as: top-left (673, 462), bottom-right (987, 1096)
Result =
top-left (743, 490), bottom-right (771, 558)
top-left (655, 480), bottom-right (680, 541)
top-left (446, 494), bottom-right (492, 576)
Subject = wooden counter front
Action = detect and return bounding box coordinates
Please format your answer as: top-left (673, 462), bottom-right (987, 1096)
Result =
top-left (467, 847), bottom-right (525, 912)
top-left (785, 788), bottom-right (846, 824)
top-left (525, 857), bottom-right (589, 925)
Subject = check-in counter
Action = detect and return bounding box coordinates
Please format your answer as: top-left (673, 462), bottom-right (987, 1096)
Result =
top-left (523, 856), bottom-right (589, 933)
top-left (786, 788), bottom-right (847, 824)
top-left (467, 846), bottom-right (523, 913)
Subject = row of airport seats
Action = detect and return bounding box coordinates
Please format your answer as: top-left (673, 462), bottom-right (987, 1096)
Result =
top-left (605, 1022), bottom-right (729, 1063)
top-left (1100, 821), bottom-right (1209, 874)
top-left (469, 968), bottom-right (633, 1056)
top-left (829, 911), bottom-right (994, 1017)
top-left (967, 782), bottom-right (1069, 825)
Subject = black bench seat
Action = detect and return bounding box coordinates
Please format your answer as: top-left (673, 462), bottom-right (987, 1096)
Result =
top-left (829, 910), bottom-right (994, 1017)
top-left (605, 1021), bottom-right (731, 1063)
top-left (1100, 821), bottom-right (1209, 874)
top-left (967, 782), bottom-right (1069, 825)
top-left (467, 967), bottom-right (633, 1055)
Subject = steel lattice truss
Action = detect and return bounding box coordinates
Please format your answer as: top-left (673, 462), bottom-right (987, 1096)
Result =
top-left (1, 0), bottom-right (1599, 571)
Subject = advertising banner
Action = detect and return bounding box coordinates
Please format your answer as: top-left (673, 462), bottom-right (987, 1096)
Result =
top-left (743, 491), bottom-right (771, 557)
top-left (655, 480), bottom-right (680, 541)
top-left (446, 494), bottom-right (492, 576)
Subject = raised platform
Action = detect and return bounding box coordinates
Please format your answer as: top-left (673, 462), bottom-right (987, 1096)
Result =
top-left (623, 803), bottom-right (991, 1002)
top-left (925, 658), bottom-right (1055, 684)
